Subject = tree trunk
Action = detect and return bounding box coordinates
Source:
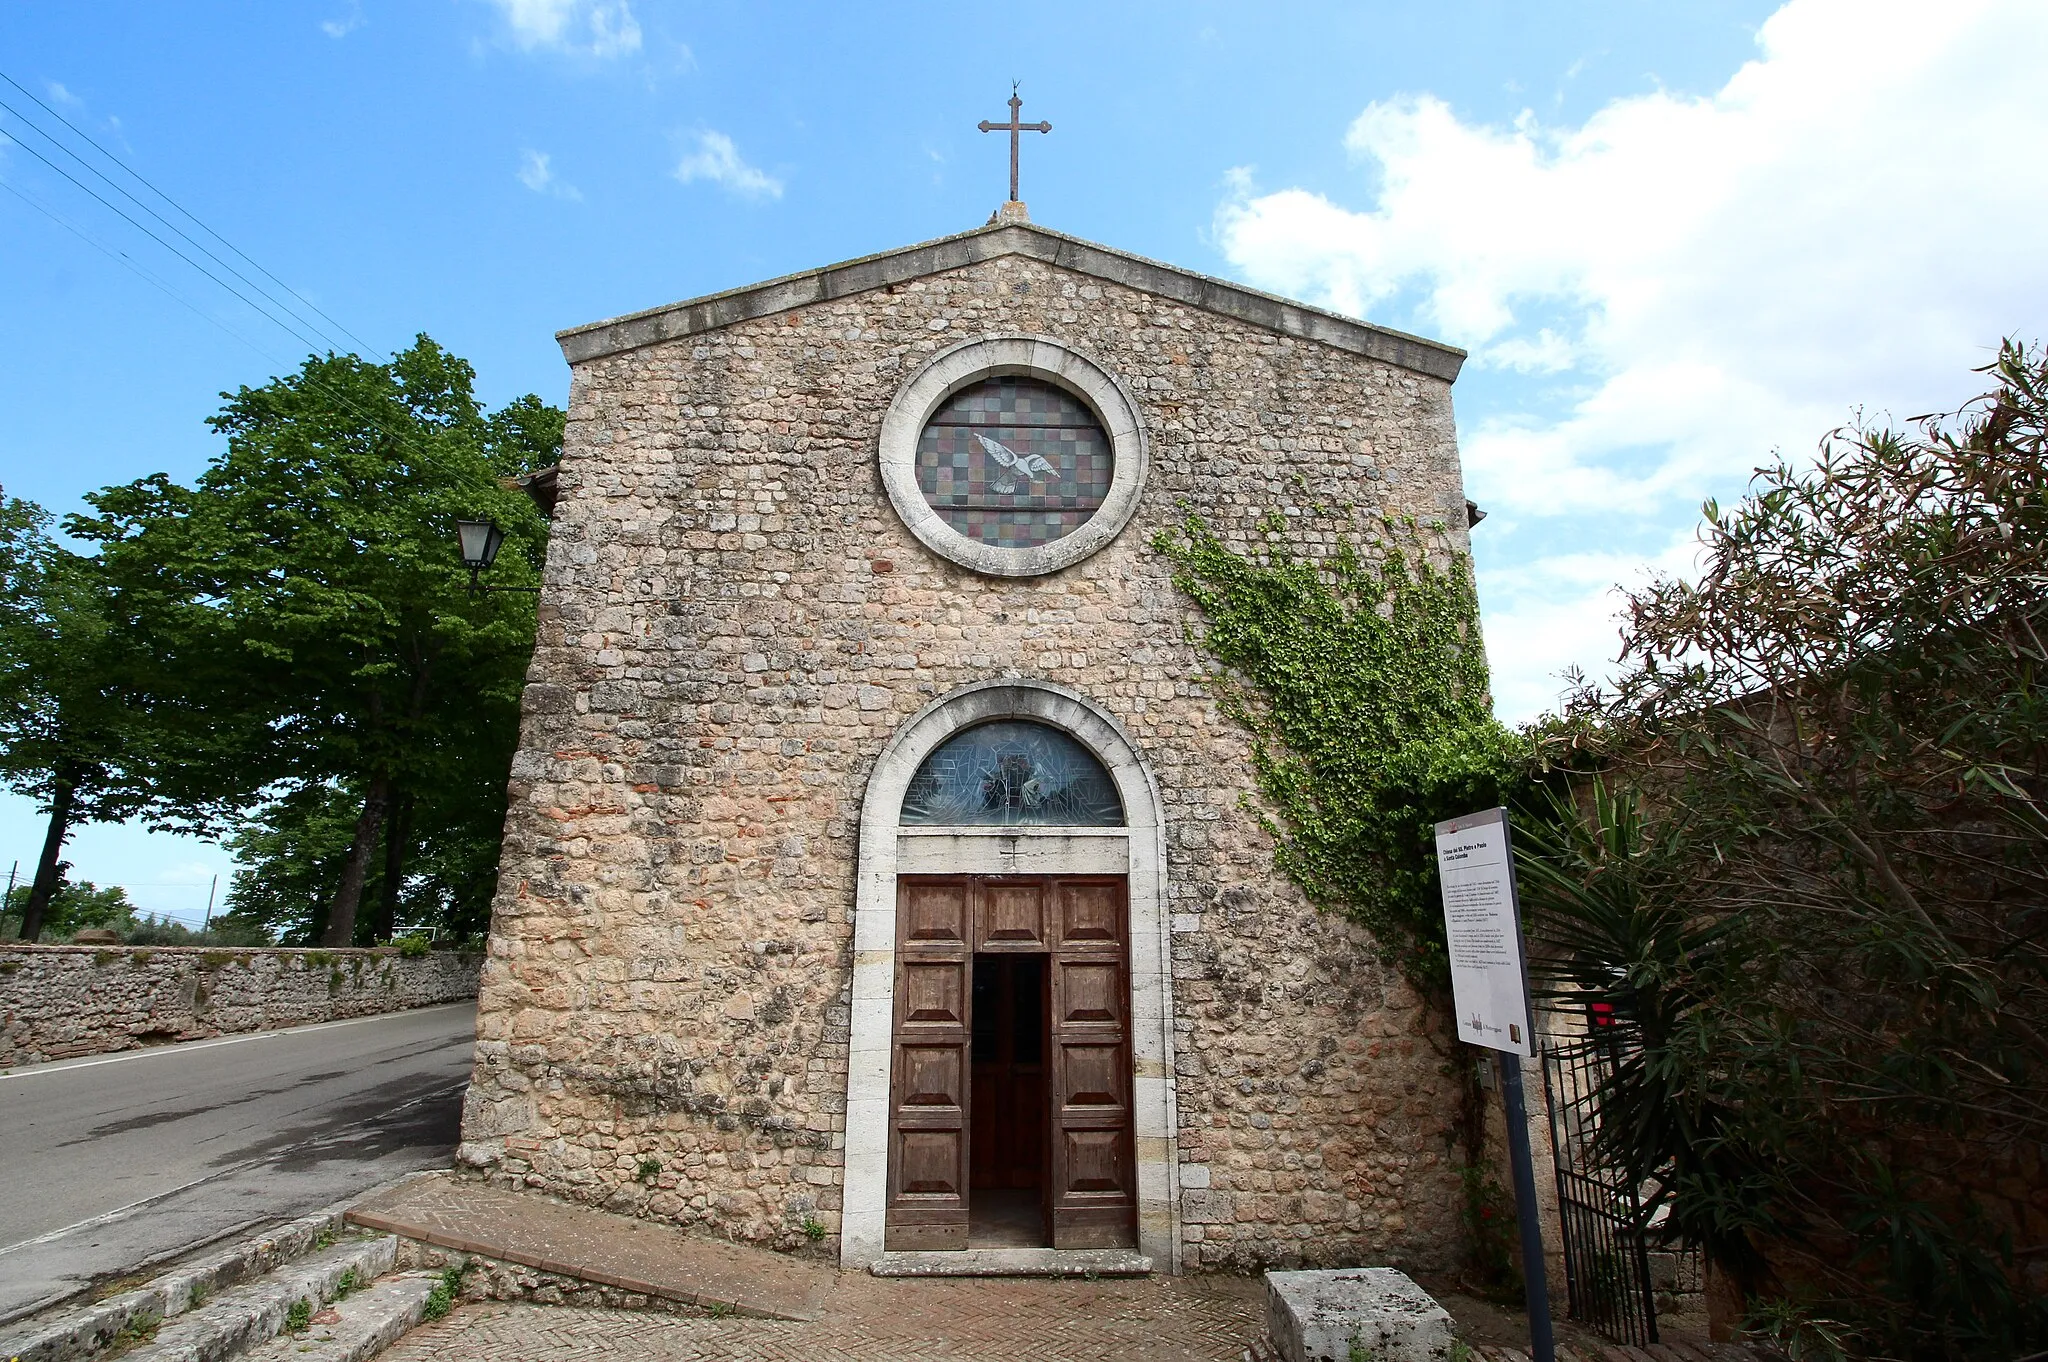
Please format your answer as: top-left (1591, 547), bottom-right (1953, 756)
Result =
top-left (20, 766), bottom-right (80, 942)
top-left (321, 771), bottom-right (391, 947)
top-left (374, 791), bottom-right (413, 943)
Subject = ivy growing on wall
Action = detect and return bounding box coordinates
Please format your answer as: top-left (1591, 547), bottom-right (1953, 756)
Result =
top-left (1156, 510), bottom-right (1535, 1290)
top-left (1152, 513), bottom-right (1531, 993)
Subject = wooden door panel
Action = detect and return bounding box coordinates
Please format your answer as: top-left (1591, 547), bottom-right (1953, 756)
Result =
top-left (977, 879), bottom-right (1048, 950)
top-left (898, 1129), bottom-right (965, 1195)
top-left (888, 877), bottom-right (971, 1251)
top-left (900, 962), bottom-right (966, 1025)
top-left (1059, 1127), bottom-right (1130, 1194)
top-left (902, 879), bottom-right (970, 943)
top-left (1048, 878), bottom-right (1136, 1250)
top-left (1057, 880), bottom-right (1125, 946)
top-left (898, 1045), bottom-right (963, 1107)
top-left (1058, 961), bottom-right (1123, 1025)
top-left (1057, 1041), bottom-right (1125, 1107)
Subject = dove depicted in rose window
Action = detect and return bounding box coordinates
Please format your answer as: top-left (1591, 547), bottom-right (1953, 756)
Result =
top-left (973, 431), bottom-right (1057, 495)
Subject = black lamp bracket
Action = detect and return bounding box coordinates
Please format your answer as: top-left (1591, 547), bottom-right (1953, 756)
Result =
top-left (465, 569), bottom-right (543, 595)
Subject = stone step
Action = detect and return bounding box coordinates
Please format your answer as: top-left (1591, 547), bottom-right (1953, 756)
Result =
top-left (237, 1271), bottom-right (442, 1362)
top-left (0, 1205), bottom-right (355, 1362)
top-left (868, 1247), bottom-right (1154, 1278)
top-left (119, 1235), bottom-right (397, 1362)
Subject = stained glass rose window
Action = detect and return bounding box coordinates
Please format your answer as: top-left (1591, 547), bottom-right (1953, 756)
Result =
top-left (900, 720), bottom-right (1125, 827)
top-left (914, 378), bottom-right (1112, 549)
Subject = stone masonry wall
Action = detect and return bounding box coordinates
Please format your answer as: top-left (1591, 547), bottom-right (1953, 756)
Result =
top-left (461, 248), bottom-right (1478, 1271)
top-left (0, 944), bottom-right (481, 1066)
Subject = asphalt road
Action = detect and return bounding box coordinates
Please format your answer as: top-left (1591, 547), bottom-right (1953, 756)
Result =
top-left (0, 1002), bottom-right (475, 1325)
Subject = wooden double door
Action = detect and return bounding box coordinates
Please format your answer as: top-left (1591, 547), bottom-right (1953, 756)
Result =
top-left (886, 874), bottom-right (1136, 1251)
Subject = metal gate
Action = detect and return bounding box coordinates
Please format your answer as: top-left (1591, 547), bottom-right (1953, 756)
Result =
top-left (1540, 1030), bottom-right (1660, 1345)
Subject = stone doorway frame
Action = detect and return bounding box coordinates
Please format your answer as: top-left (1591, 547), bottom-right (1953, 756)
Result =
top-left (841, 678), bottom-right (1180, 1271)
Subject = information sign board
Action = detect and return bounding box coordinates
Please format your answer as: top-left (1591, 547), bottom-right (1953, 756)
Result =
top-left (1437, 806), bottom-right (1557, 1362)
top-left (1435, 806), bottom-right (1535, 1057)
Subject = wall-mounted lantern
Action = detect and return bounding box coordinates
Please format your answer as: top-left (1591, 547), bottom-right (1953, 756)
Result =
top-left (454, 519), bottom-right (540, 594)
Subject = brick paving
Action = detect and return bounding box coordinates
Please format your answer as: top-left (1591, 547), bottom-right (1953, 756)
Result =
top-left (377, 1291), bottom-right (1752, 1362)
top-left (358, 1174), bottom-right (1265, 1359)
top-left (380, 1272), bottom-right (1268, 1362)
top-left (356, 1177), bottom-right (1754, 1362)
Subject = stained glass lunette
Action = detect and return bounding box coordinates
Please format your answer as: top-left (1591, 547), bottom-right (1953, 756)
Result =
top-left (900, 720), bottom-right (1125, 827)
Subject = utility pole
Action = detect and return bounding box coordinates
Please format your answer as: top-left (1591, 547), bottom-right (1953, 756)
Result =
top-left (203, 873), bottom-right (218, 931)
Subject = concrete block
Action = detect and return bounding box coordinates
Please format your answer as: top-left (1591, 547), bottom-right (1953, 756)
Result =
top-left (1266, 1268), bottom-right (1453, 1362)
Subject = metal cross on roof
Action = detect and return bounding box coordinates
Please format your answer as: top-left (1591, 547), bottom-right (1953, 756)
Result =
top-left (978, 83), bottom-right (1051, 205)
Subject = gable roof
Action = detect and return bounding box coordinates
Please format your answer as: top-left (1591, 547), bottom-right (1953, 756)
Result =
top-left (555, 220), bottom-right (1466, 382)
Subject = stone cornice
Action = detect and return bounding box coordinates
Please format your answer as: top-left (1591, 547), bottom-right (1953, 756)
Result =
top-left (554, 222), bottom-right (1467, 382)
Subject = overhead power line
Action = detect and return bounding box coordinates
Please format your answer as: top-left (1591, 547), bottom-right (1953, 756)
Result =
top-left (0, 82), bottom-right (406, 446)
top-left (0, 69), bottom-right (382, 360)
top-left (0, 173), bottom-right (452, 512)
top-left (0, 176), bottom-right (288, 364)
top-left (0, 70), bottom-right (532, 573)
top-left (0, 96), bottom-right (337, 356)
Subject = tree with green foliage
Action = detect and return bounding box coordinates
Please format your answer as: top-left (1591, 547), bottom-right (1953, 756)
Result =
top-left (75, 336), bottom-right (556, 946)
top-left (215, 783), bottom-right (366, 942)
top-left (0, 495), bottom-right (182, 940)
top-left (1522, 341), bottom-right (2048, 1359)
top-left (217, 758), bottom-right (506, 944)
top-left (2, 878), bottom-right (136, 939)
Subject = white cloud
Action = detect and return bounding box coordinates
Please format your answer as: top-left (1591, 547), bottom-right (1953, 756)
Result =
top-left (485, 0), bottom-right (640, 58)
top-left (1214, 0), bottom-right (2048, 722)
top-left (1475, 328), bottom-right (1574, 375)
top-left (45, 81), bottom-right (81, 107)
top-left (322, 2), bottom-right (365, 38)
top-left (160, 860), bottom-right (223, 886)
top-left (1217, 0), bottom-right (2048, 520)
top-left (1476, 533), bottom-right (1706, 721)
top-left (516, 148), bottom-right (583, 201)
top-left (674, 130), bottom-right (782, 200)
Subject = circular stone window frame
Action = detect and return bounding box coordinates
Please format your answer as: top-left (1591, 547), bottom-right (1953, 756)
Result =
top-left (879, 334), bottom-right (1149, 577)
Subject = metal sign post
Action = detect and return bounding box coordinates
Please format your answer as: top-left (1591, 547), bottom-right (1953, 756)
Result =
top-left (1436, 807), bottom-right (1555, 1362)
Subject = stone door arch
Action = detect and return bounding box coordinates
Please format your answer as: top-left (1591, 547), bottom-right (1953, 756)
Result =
top-left (840, 679), bottom-right (1180, 1269)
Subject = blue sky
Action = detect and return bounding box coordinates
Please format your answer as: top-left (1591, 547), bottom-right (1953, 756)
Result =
top-left (3, 0), bottom-right (2044, 923)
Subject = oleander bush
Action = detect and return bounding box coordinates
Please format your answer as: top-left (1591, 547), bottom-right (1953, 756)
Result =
top-left (1521, 342), bottom-right (2048, 1360)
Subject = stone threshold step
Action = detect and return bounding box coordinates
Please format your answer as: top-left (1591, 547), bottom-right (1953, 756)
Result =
top-left (869, 1248), bottom-right (1153, 1278)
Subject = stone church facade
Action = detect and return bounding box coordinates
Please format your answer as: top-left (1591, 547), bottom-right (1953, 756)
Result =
top-left (458, 218), bottom-right (1479, 1275)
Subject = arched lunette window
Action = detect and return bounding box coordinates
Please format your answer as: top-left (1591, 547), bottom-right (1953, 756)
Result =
top-left (899, 720), bottom-right (1125, 827)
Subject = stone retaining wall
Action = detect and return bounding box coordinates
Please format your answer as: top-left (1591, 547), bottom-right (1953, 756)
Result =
top-left (392, 1239), bottom-right (711, 1316)
top-left (0, 944), bottom-right (481, 1066)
